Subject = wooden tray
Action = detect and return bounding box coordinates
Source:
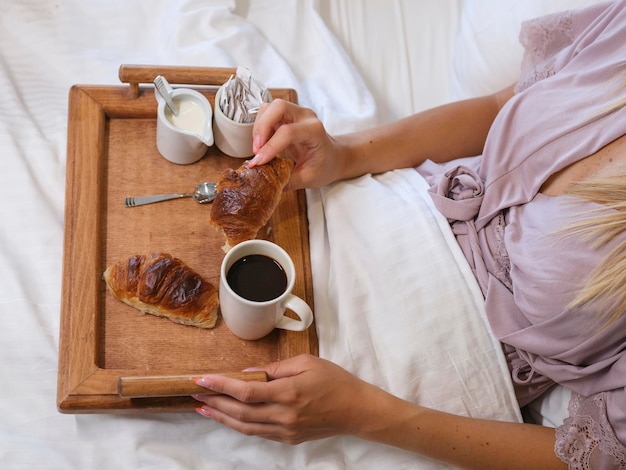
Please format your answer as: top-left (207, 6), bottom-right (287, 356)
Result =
top-left (57, 65), bottom-right (318, 413)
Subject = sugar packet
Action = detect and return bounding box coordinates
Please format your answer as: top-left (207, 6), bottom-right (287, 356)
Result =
top-left (218, 67), bottom-right (271, 124)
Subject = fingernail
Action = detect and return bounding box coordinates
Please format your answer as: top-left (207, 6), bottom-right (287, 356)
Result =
top-left (248, 154), bottom-right (261, 167)
top-left (242, 367), bottom-right (263, 372)
top-left (194, 377), bottom-right (212, 387)
top-left (195, 406), bottom-right (212, 418)
top-left (253, 134), bottom-right (262, 152)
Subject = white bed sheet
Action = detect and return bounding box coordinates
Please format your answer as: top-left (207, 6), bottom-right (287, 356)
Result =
top-left (0, 0), bottom-right (599, 468)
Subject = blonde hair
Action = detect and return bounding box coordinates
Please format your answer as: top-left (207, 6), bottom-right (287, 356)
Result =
top-left (595, 67), bottom-right (626, 118)
top-left (566, 66), bottom-right (626, 326)
top-left (565, 178), bottom-right (626, 326)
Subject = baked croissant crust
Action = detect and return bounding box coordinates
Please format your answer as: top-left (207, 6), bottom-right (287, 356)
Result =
top-left (210, 158), bottom-right (294, 250)
top-left (103, 253), bottom-right (219, 328)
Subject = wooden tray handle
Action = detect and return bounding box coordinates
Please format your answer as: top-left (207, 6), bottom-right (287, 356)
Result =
top-left (118, 64), bottom-right (237, 98)
top-left (118, 371), bottom-right (268, 398)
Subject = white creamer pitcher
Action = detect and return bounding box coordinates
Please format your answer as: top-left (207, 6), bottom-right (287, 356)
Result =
top-left (155, 86), bottom-right (214, 165)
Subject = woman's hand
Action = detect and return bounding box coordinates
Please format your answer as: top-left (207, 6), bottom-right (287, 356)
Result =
top-left (193, 354), bottom-right (564, 469)
top-left (249, 100), bottom-right (347, 190)
top-left (248, 85), bottom-right (516, 191)
top-left (192, 354), bottom-right (388, 444)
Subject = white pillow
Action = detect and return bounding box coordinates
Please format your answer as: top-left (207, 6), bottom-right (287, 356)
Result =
top-left (450, 0), bottom-right (603, 99)
top-left (526, 385), bottom-right (573, 428)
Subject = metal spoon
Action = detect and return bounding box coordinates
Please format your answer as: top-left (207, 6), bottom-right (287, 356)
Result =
top-left (154, 75), bottom-right (178, 116)
top-left (124, 182), bottom-right (217, 207)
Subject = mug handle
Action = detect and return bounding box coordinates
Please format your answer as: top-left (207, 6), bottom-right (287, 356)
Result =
top-left (276, 295), bottom-right (313, 331)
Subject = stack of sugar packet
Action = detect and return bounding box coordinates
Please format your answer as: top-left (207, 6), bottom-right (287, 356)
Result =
top-left (219, 67), bottom-right (271, 123)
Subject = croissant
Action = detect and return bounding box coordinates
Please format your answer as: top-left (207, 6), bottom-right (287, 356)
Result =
top-left (103, 253), bottom-right (219, 328)
top-left (209, 158), bottom-right (294, 250)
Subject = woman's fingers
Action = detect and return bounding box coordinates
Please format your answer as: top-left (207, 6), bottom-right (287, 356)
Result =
top-left (194, 374), bottom-right (271, 404)
top-left (193, 371), bottom-right (304, 440)
top-left (192, 355), bottom-right (379, 443)
top-left (196, 402), bottom-right (307, 444)
top-left (261, 354), bottom-right (318, 380)
top-left (194, 394), bottom-right (278, 425)
top-left (248, 100), bottom-right (340, 189)
top-left (192, 356), bottom-right (319, 424)
top-left (250, 100), bottom-right (321, 167)
top-left (192, 376), bottom-right (283, 426)
top-left (193, 355), bottom-right (314, 402)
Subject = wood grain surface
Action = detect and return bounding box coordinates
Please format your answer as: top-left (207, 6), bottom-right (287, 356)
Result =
top-left (118, 371), bottom-right (268, 398)
top-left (57, 66), bottom-right (317, 413)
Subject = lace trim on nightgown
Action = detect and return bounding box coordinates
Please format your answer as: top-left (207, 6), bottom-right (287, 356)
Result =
top-left (555, 392), bottom-right (626, 469)
top-left (515, 11), bottom-right (576, 93)
top-left (491, 211), bottom-right (512, 290)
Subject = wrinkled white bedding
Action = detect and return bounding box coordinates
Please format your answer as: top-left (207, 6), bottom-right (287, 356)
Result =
top-left (0, 0), bottom-right (600, 468)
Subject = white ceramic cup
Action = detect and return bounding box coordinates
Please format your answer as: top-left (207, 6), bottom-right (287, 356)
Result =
top-left (219, 240), bottom-right (313, 340)
top-left (156, 88), bottom-right (214, 164)
top-left (212, 84), bottom-right (255, 159)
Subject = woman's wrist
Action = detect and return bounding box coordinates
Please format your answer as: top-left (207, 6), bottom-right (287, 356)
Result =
top-left (328, 134), bottom-right (357, 183)
top-left (331, 132), bottom-right (386, 183)
top-left (346, 383), bottom-right (424, 445)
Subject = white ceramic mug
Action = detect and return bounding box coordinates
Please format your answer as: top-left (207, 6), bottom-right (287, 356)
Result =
top-left (156, 88), bottom-right (214, 164)
top-left (212, 84), bottom-right (256, 158)
top-left (219, 240), bottom-right (313, 340)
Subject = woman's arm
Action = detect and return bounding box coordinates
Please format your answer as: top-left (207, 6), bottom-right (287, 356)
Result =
top-left (193, 354), bottom-right (565, 470)
top-left (361, 390), bottom-right (564, 470)
top-left (332, 84), bottom-right (515, 179)
top-left (250, 85), bottom-right (515, 190)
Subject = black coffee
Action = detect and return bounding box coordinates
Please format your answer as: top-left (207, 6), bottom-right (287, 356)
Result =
top-left (226, 254), bottom-right (287, 302)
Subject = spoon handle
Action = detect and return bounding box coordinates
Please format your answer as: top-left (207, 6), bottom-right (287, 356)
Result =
top-left (124, 193), bottom-right (191, 207)
top-left (154, 75), bottom-right (179, 116)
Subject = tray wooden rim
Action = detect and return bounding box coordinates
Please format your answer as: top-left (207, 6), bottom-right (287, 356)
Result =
top-left (57, 67), bottom-right (317, 413)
